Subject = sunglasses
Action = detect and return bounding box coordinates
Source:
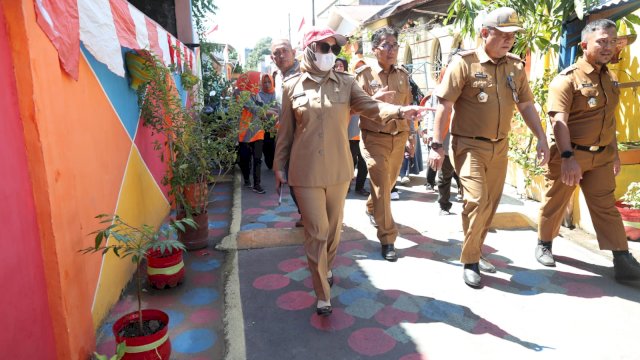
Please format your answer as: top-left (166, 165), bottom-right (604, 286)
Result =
top-left (315, 42), bottom-right (341, 56)
top-left (377, 42), bottom-right (400, 51)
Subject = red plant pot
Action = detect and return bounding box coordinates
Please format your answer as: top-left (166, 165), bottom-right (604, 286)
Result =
top-left (147, 248), bottom-right (185, 289)
top-left (177, 211), bottom-right (209, 250)
top-left (616, 201), bottom-right (640, 241)
top-left (113, 309), bottom-right (171, 360)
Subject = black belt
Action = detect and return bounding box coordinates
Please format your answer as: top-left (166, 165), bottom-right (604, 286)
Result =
top-left (455, 135), bottom-right (504, 142)
top-left (572, 143), bottom-right (606, 153)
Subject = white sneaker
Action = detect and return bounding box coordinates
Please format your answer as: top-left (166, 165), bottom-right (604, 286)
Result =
top-left (390, 191), bottom-right (400, 200)
top-left (400, 176), bottom-right (410, 185)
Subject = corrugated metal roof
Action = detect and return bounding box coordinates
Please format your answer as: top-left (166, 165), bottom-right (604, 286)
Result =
top-left (589, 0), bottom-right (636, 12)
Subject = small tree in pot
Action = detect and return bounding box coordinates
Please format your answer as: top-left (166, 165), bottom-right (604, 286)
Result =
top-left (618, 182), bottom-right (640, 241)
top-left (81, 214), bottom-right (195, 359)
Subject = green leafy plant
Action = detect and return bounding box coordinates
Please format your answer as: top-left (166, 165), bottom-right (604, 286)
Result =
top-left (622, 182), bottom-right (640, 209)
top-left (93, 342), bottom-right (125, 360)
top-left (508, 69), bottom-right (554, 187)
top-left (80, 214), bottom-right (195, 333)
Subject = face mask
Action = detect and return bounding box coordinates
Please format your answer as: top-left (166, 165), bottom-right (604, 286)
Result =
top-left (314, 52), bottom-right (336, 72)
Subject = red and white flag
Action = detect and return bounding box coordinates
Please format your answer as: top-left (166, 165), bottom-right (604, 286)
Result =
top-left (297, 17), bottom-right (305, 33)
top-left (205, 24), bottom-right (218, 36)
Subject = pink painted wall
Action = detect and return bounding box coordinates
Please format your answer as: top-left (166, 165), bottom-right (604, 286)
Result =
top-left (0, 5), bottom-right (57, 359)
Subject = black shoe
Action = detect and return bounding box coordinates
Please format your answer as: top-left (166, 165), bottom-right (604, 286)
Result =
top-left (328, 275), bottom-right (334, 287)
top-left (614, 253), bottom-right (640, 282)
top-left (463, 263), bottom-right (481, 288)
top-left (355, 188), bottom-right (370, 196)
top-left (366, 210), bottom-right (378, 227)
top-left (295, 219), bottom-right (304, 228)
top-left (535, 244), bottom-right (556, 267)
top-left (244, 179), bottom-right (252, 188)
top-left (479, 256), bottom-right (496, 273)
top-left (252, 184), bottom-right (266, 194)
top-left (316, 306), bottom-right (332, 317)
top-left (425, 183), bottom-right (435, 191)
top-left (381, 244), bottom-right (398, 262)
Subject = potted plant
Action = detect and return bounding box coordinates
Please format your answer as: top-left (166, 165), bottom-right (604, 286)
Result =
top-left (617, 182), bottom-right (640, 241)
top-left (81, 214), bottom-right (195, 359)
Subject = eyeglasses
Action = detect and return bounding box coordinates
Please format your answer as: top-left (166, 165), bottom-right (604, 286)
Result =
top-left (272, 48), bottom-right (290, 58)
top-left (377, 43), bottom-right (400, 51)
top-left (315, 42), bottom-right (341, 56)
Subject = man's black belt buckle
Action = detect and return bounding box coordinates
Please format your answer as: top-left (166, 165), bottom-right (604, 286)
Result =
top-left (572, 143), bottom-right (605, 153)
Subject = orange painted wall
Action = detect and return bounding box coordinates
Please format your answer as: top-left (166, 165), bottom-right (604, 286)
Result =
top-left (4, 1), bottom-right (132, 358)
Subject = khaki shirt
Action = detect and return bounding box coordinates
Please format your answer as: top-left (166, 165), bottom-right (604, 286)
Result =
top-left (547, 57), bottom-right (619, 146)
top-left (356, 63), bottom-right (412, 134)
top-left (274, 71), bottom-right (402, 187)
top-left (436, 47), bottom-right (533, 140)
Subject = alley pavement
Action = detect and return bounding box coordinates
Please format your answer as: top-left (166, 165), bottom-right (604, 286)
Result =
top-left (222, 149), bottom-right (640, 360)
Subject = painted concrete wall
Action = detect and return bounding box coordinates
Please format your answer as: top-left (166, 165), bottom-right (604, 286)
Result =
top-left (2, 1), bottom-right (192, 358)
top-left (0, 4), bottom-right (57, 359)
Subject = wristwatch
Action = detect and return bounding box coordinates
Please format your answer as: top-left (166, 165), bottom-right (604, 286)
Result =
top-left (431, 142), bottom-right (443, 150)
top-left (560, 150), bottom-right (574, 159)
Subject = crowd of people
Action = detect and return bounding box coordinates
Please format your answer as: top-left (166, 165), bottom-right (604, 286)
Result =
top-left (231, 8), bottom-right (640, 317)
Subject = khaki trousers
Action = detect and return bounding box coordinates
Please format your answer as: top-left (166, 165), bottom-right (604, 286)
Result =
top-left (450, 136), bottom-right (508, 264)
top-left (295, 181), bottom-right (350, 301)
top-left (360, 130), bottom-right (409, 245)
top-left (538, 144), bottom-right (627, 250)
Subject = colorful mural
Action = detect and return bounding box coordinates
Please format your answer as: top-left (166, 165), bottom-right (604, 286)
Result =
top-left (1, 0), bottom-right (198, 358)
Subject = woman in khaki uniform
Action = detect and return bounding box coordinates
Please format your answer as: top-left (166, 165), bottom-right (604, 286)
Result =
top-left (274, 26), bottom-right (426, 316)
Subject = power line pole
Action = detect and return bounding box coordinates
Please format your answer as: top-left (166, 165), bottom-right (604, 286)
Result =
top-left (312, 0), bottom-right (315, 26)
top-left (288, 13), bottom-right (291, 42)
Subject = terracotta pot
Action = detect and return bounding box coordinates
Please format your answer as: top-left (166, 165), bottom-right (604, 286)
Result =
top-left (183, 182), bottom-right (208, 213)
top-left (616, 201), bottom-right (640, 241)
top-left (618, 148), bottom-right (640, 165)
top-left (177, 211), bottom-right (209, 250)
top-left (146, 248), bottom-right (184, 289)
top-left (113, 309), bottom-right (171, 360)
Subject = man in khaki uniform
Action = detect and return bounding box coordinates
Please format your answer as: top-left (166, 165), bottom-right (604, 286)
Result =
top-left (536, 19), bottom-right (640, 282)
top-left (428, 7), bottom-right (550, 287)
top-left (356, 26), bottom-right (414, 262)
top-left (274, 26), bottom-right (427, 316)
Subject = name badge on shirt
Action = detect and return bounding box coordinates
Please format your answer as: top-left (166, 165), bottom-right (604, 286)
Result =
top-left (475, 72), bottom-right (488, 78)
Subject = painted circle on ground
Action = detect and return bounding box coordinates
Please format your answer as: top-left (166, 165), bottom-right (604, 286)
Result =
top-left (213, 194), bottom-right (230, 201)
top-left (189, 308), bottom-right (220, 324)
top-left (173, 329), bottom-right (216, 353)
top-left (348, 327), bottom-right (396, 356)
top-left (191, 259), bottom-right (221, 272)
top-left (241, 223), bottom-right (267, 231)
top-left (163, 309), bottom-right (185, 328)
top-left (253, 274), bottom-right (291, 290)
top-left (564, 281), bottom-right (604, 298)
top-left (338, 288), bottom-right (376, 306)
top-left (472, 318), bottom-right (508, 337)
top-left (180, 288), bottom-right (219, 306)
top-left (208, 220), bottom-right (229, 229)
top-left (257, 214), bottom-right (280, 222)
top-left (278, 258), bottom-right (307, 272)
top-left (302, 276), bottom-right (314, 289)
top-left (383, 290), bottom-right (405, 300)
top-left (276, 290), bottom-right (315, 310)
top-left (310, 308), bottom-right (355, 331)
top-left (260, 200), bottom-right (279, 207)
top-left (274, 221), bottom-right (296, 228)
top-left (511, 270), bottom-right (551, 287)
top-left (209, 206), bottom-right (229, 214)
top-left (243, 208), bottom-right (266, 215)
top-left (339, 241), bottom-right (365, 252)
top-left (399, 353), bottom-right (428, 360)
top-left (191, 271), bottom-right (216, 286)
top-left (374, 305), bottom-right (419, 327)
top-left (332, 256), bottom-right (354, 267)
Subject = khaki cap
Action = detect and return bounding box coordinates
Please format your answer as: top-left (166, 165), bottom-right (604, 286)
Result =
top-left (482, 7), bottom-right (524, 33)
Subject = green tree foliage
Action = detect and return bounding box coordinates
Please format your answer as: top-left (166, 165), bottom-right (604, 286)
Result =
top-left (245, 37), bottom-right (273, 70)
top-left (192, 0), bottom-right (217, 40)
top-left (444, 0), bottom-right (628, 56)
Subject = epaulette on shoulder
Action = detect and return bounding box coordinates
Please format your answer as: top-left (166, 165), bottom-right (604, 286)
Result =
top-left (559, 64), bottom-right (577, 76)
top-left (397, 65), bottom-right (409, 75)
top-left (456, 49), bottom-right (475, 57)
top-left (283, 72), bottom-right (301, 82)
top-left (506, 53), bottom-right (525, 62)
top-left (354, 64), bottom-right (371, 75)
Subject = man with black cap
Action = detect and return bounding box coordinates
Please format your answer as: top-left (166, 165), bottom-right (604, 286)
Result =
top-left (536, 18), bottom-right (640, 283)
top-left (428, 7), bottom-right (550, 287)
